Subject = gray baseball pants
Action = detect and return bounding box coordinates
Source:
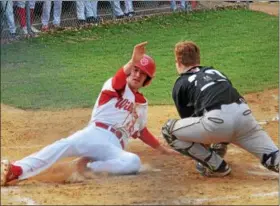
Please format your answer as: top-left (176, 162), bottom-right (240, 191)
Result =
top-left (171, 102), bottom-right (279, 170)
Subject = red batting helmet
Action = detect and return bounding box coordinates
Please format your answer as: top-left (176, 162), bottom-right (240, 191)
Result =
top-left (134, 54), bottom-right (156, 86)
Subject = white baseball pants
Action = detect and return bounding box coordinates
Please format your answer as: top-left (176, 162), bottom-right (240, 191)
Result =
top-left (14, 124), bottom-right (141, 180)
top-left (110, 1), bottom-right (124, 17)
top-left (16, 1), bottom-right (36, 9)
top-left (124, 0), bottom-right (134, 14)
top-left (170, 0), bottom-right (186, 11)
top-left (41, 0), bottom-right (62, 26)
top-left (1, 1), bottom-right (17, 34)
top-left (76, 0), bottom-right (98, 20)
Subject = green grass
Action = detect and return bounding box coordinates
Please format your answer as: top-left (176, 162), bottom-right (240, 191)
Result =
top-left (1, 9), bottom-right (278, 109)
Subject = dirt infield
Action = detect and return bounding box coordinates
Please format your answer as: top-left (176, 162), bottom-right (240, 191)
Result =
top-left (249, 1), bottom-right (279, 16)
top-left (1, 88), bottom-right (279, 205)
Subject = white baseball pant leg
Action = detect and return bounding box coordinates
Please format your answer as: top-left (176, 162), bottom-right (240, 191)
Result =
top-left (16, 1), bottom-right (25, 8)
top-left (85, 0), bottom-right (98, 18)
top-left (180, 0), bottom-right (186, 10)
top-left (52, 0), bottom-right (62, 26)
top-left (110, 1), bottom-right (124, 17)
top-left (41, 1), bottom-right (51, 26)
top-left (2, 1), bottom-right (17, 34)
top-left (86, 151), bottom-right (141, 175)
top-left (170, 0), bottom-right (186, 10)
top-left (124, 0), bottom-right (134, 14)
top-left (170, 0), bottom-right (177, 11)
top-left (14, 125), bottom-right (141, 180)
top-left (76, 0), bottom-right (86, 20)
top-left (16, 1), bottom-right (36, 9)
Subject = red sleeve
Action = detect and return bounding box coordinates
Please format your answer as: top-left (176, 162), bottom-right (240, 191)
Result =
top-left (112, 68), bottom-right (127, 91)
top-left (134, 92), bottom-right (146, 103)
top-left (137, 127), bottom-right (160, 149)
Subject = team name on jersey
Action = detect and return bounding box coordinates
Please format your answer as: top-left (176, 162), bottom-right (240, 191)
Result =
top-left (115, 98), bottom-right (134, 113)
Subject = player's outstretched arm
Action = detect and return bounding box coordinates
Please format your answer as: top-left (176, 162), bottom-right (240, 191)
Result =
top-left (123, 41), bottom-right (148, 75)
top-left (138, 127), bottom-right (180, 155)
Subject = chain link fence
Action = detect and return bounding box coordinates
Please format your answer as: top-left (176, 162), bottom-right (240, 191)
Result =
top-left (1, 1), bottom-right (249, 43)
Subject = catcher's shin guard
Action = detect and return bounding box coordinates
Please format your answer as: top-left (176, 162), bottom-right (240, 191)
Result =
top-left (162, 119), bottom-right (198, 158)
top-left (162, 119), bottom-right (217, 169)
top-left (161, 119), bottom-right (178, 145)
top-left (210, 142), bottom-right (229, 158)
top-left (195, 142), bottom-right (231, 177)
top-left (162, 119), bottom-right (231, 176)
top-left (261, 150), bottom-right (279, 173)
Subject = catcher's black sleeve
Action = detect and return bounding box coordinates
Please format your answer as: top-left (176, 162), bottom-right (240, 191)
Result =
top-left (172, 80), bottom-right (195, 118)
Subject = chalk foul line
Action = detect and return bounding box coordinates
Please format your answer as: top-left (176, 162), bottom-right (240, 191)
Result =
top-left (1, 186), bottom-right (37, 205)
top-left (174, 191), bottom-right (279, 204)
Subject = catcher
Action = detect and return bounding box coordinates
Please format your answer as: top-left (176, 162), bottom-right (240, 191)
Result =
top-left (161, 40), bottom-right (279, 177)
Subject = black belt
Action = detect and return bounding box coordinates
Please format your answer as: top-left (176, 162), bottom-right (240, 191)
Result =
top-left (205, 104), bottom-right (221, 111)
top-left (205, 98), bottom-right (245, 112)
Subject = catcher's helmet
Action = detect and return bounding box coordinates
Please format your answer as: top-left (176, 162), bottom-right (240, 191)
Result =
top-left (134, 54), bottom-right (156, 86)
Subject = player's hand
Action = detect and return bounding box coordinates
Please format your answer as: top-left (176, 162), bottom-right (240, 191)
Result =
top-left (123, 41), bottom-right (148, 75)
top-left (131, 41), bottom-right (148, 64)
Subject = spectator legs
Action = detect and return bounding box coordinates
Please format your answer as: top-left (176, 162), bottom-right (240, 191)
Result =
top-left (191, 1), bottom-right (197, 9)
top-left (76, 1), bottom-right (100, 26)
top-left (170, 0), bottom-right (177, 11)
top-left (16, 7), bottom-right (27, 29)
top-left (171, 0), bottom-right (195, 12)
top-left (180, 0), bottom-right (186, 10)
top-left (53, 1), bottom-right (62, 27)
top-left (110, 1), bottom-right (124, 18)
top-left (124, 0), bottom-right (134, 17)
top-left (16, 1), bottom-right (39, 35)
top-left (41, 1), bottom-right (51, 29)
top-left (76, 0), bottom-right (86, 26)
top-left (1, 1), bottom-right (17, 35)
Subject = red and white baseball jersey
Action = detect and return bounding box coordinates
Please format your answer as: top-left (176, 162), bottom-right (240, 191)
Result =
top-left (89, 68), bottom-right (159, 149)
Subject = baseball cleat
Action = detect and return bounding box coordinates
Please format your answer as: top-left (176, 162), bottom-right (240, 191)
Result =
top-left (1, 160), bottom-right (11, 186)
top-left (196, 160), bottom-right (231, 177)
